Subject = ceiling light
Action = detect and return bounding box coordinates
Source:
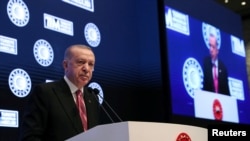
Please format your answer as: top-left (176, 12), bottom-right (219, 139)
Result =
top-left (241, 1), bottom-right (246, 6)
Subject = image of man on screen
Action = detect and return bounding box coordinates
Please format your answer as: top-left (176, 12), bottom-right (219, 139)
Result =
top-left (202, 34), bottom-right (230, 96)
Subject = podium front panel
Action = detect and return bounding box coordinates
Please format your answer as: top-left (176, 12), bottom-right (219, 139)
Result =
top-left (66, 121), bottom-right (207, 141)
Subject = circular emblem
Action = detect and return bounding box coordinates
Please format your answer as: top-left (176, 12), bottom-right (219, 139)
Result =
top-left (7, 0), bottom-right (30, 27)
top-left (84, 23), bottom-right (101, 47)
top-left (33, 39), bottom-right (54, 67)
top-left (8, 68), bottom-right (32, 98)
top-left (213, 99), bottom-right (223, 120)
top-left (202, 22), bottom-right (221, 50)
top-left (88, 82), bottom-right (104, 104)
top-left (176, 132), bottom-right (191, 141)
top-left (183, 57), bottom-right (204, 98)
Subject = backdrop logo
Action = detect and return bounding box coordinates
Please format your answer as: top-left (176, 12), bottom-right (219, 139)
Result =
top-left (0, 35), bottom-right (17, 55)
top-left (183, 57), bottom-right (203, 98)
top-left (84, 23), bottom-right (101, 47)
top-left (8, 68), bottom-right (32, 98)
top-left (231, 35), bottom-right (245, 57)
top-left (33, 39), bottom-right (54, 67)
top-left (62, 0), bottom-right (94, 12)
top-left (7, 0), bottom-right (30, 27)
top-left (88, 82), bottom-right (104, 104)
top-left (44, 13), bottom-right (74, 36)
top-left (202, 22), bottom-right (221, 50)
top-left (165, 7), bottom-right (190, 35)
top-left (213, 99), bottom-right (223, 120)
top-left (0, 109), bottom-right (18, 128)
top-left (228, 77), bottom-right (245, 100)
top-left (176, 132), bottom-right (191, 141)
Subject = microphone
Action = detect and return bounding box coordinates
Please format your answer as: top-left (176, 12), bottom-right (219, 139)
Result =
top-left (87, 87), bottom-right (114, 123)
top-left (88, 87), bottom-right (123, 122)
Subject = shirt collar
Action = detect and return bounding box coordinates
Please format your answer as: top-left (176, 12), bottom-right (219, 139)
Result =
top-left (64, 76), bottom-right (83, 94)
top-left (212, 59), bottom-right (218, 67)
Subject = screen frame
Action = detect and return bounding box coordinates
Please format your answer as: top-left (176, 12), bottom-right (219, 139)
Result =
top-left (158, 0), bottom-right (250, 128)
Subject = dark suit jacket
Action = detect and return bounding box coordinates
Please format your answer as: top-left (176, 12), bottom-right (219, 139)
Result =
top-left (19, 79), bottom-right (101, 141)
top-left (202, 56), bottom-right (230, 95)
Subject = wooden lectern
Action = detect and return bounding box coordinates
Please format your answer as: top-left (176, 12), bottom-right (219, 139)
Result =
top-left (66, 121), bottom-right (207, 141)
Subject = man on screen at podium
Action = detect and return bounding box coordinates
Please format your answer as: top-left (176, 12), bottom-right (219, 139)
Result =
top-left (202, 34), bottom-right (230, 96)
top-left (19, 44), bottom-right (102, 141)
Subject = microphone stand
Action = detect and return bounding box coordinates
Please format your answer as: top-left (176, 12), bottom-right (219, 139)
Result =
top-left (89, 87), bottom-right (123, 122)
top-left (95, 90), bottom-right (123, 122)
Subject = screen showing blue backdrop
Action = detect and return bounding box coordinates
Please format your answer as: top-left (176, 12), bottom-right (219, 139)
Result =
top-left (163, 0), bottom-right (250, 126)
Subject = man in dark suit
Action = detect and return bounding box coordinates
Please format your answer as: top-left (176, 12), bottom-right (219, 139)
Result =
top-left (19, 44), bottom-right (102, 140)
top-left (202, 34), bottom-right (230, 96)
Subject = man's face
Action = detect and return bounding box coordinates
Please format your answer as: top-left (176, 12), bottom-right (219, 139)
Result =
top-left (64, 47), bottom-right (95, 88)
top-left (209, 36), bottom-right (219, 60)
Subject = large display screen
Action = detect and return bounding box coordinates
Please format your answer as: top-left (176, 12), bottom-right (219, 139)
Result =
top-left (164, 2), bottom-right (250, 126)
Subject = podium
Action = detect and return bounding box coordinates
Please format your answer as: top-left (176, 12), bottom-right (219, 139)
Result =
top-left (66, 121), bottom-right (207, 141)
top-left (194, 90), bottom-right (239, 123)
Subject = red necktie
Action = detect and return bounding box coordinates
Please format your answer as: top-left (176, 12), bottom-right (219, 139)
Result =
top-left (213, 65), bottom-right (218, 93)
top-left (76, 89), bottom-right (88, 131)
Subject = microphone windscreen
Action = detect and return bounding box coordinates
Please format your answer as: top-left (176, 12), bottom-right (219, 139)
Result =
top-left (87, 87), bottom-right (93, 92)
top-left (93, 88), bottom-right (99, 95)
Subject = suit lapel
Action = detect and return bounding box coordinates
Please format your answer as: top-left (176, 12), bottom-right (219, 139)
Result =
top-left (53, 79), bottom-right (83, 132)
